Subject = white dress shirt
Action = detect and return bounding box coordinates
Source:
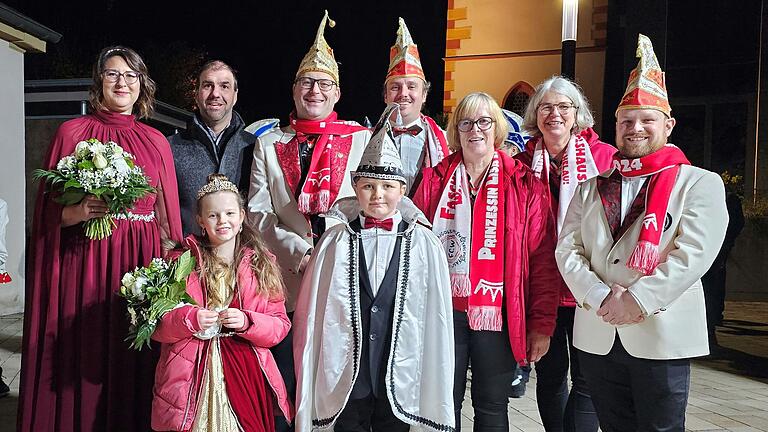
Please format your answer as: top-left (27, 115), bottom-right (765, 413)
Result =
top-left (392, 118), bottom-right (427, 193)
top-left (359, 211), bottom-right (402, 296)
top-left (621, 176), bottom-right (648, 223)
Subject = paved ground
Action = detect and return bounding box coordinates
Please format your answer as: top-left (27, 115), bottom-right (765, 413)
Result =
top-left (0, 301), bottom-right (766, 431)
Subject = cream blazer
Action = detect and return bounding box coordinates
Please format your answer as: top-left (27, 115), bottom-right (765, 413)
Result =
top-left (556, 165), bottom-right (728, 360)
top-left (247, 125), bottom-right (370, 311)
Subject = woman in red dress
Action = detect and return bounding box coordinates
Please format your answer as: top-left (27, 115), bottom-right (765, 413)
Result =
top-left (18, 46), bottom-right (183, 432)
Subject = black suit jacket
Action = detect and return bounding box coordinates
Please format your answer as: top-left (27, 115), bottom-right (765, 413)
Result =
top-left (349, 219), bottom-right (406, 400)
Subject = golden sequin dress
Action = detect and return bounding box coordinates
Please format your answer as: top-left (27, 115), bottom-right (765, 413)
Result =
top-left (191, 272), bottom-right (243, 432)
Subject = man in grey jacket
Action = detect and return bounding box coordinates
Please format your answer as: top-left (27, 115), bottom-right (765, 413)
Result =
top-left (169, 60), bottom-right (255, 236)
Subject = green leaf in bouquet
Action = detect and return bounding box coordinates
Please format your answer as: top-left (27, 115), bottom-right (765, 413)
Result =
top-left (64, 179), bottom-right (82, 190)
top-left (149, 297), bottom-right (177, 318)
top-left (130, 323), bottom-right (156, 350)
top-left (57, 190), bottom-right (86, 205)
top-left (169, 281), bottom-right (197, 306)
top-left (173, 251), bottom-right (196, 283)
top-left (167, 280), bottom-right (183, 298)
top-left (77, 160), bottom-right (95, 170)
top-left (144, 285), bottom-right (159, 299)
top-left (180, 289), bottom-right (197, 306)
top-left (31, 168), bottom-right (48, 180)
top-left (89, 187), bottom-right (107, 197)
top-left (31, 169), bottom-right (65, 184)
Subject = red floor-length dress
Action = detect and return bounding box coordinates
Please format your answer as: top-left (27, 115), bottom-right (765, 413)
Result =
top-left (18, 110), bottom-right (183, 431)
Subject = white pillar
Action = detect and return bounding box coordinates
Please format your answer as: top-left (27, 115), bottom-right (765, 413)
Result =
top-left (0, 40), bottom-right (27, 315)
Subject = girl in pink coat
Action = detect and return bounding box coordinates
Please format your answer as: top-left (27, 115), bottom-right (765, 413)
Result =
top-left (151, 174), bottom-right (292, 431)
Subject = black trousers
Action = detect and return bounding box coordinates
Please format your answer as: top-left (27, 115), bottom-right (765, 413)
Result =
top-left (534, 306), bottom-right (598, 432)
top-left (335, 394), bottom-right (410, 432)
top-left (579, 338), bottom-right (691, 432)
top-left (453, 310), bottom-right (517, 432)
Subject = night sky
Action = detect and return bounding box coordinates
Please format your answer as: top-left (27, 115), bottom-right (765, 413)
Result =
top-left (9, 0), bottom-right (448, 125)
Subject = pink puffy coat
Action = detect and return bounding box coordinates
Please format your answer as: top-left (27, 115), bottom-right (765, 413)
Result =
top-left (150, 236), bottom-right (292, 431)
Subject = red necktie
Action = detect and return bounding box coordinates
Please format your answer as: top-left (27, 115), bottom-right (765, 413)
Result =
top-left (364, 218), bottom-right (394, 230)
top-left (392, 125), bottom-right (423, 137)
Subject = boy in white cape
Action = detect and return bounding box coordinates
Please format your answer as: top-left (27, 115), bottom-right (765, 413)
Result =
top-left (293, 105), bottom-right (455, 432)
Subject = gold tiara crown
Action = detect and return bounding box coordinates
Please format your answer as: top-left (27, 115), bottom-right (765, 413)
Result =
top-left (196, 176), bottom-right (240, 200)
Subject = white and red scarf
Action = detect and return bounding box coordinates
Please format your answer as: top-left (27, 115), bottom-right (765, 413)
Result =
top-left (276, 112), bottom-right (366, 214)
top-left (432, 152), bottom-right (506, 331)
top-left (422, 114), bottom-right (450, 167)
top-left (612, 144), bottom-right (690, 275)
top-left (530, 134), bottom-right (599, 233)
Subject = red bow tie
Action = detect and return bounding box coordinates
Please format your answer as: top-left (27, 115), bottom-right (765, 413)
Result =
top-left (392, 125), bottom-right (423, 137)
top-left (364, 217), bottom-right (393, 230)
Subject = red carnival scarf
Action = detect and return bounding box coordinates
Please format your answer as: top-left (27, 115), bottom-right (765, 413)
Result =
top-left (276, 112), bottom-right (367, 214)
top-left (611, 144), bottom-right (690, 275)
top-left (432, 152), bottom-right (506, 331)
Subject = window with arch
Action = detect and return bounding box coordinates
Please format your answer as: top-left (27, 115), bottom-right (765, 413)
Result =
top-left (503, 81), bottom-right (535, 117)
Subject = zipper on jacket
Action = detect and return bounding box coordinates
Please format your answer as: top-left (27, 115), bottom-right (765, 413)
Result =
top-left (181, 343), bottom-right (204, 429)
top-left (181, 238), bottom-right (207, 430)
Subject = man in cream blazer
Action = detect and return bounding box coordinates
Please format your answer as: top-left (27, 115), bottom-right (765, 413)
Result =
top-left (555, 34), bottom-right (728, 432)
top-left (246, 11), bottom-right (370, 432)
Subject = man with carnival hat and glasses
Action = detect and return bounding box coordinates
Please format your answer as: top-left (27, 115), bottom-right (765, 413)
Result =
top-left (293, 104), bottom-right (455, 432)
top-left (383, 18), bottom-right (449, 197)
top-left (247, 10), bottom-right (370, 431)
top-left (555, 34), bottom-right (728, 432)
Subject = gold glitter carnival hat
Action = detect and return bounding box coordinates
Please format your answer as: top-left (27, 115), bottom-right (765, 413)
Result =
top-left (385, 18), bottom-right (425, 84)
top-left (616, 34), bottom-right (671, 117)
top-left (296, 10), bottom-right (339, 84)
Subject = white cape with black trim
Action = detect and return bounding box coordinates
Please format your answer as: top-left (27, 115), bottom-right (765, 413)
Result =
top-left (293, 198), bottom-right (455, 432)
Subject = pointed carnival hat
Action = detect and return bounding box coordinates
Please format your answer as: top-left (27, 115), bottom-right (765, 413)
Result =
top-left (385, 17), bottom-right (426, 84)
top-left (616, 34), bottom-right (671, 117)
top-left (296, 10), bottom-right (339, 84)
top-left (352, 104), bottom-right (406, 183)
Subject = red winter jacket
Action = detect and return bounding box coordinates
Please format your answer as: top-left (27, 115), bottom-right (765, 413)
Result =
top-left (150, 236), bottom-right (292, 431)
top-left (516, 128), bottom-right (616, 307)
top-left (413, 150), bottom-right (559, 365)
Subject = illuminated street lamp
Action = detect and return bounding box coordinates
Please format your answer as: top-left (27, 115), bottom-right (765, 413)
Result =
top-left (562, 0), bottom-right (578, 80)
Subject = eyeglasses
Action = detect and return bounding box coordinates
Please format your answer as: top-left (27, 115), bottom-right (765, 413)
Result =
top-left (295, 77), bottom-right (337, 91)
top-left (537, 103), bottom-right (577, 115)
top-left (457, 117), bottom-right (495, 132)
top-left (102, 69), bottom-right (141, 85)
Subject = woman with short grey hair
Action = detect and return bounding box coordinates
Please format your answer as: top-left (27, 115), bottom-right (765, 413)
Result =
top-left (516, 76), bottom-right (616, 432)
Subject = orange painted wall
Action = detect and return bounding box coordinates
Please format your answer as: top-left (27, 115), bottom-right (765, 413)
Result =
top-left (445, 0), bottom-right (607, 134)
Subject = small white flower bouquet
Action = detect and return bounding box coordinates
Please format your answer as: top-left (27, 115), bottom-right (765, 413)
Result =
top-left (32, 138), bottom-right (155, 240)
top-left (119, 250), bottom-right (197, 350)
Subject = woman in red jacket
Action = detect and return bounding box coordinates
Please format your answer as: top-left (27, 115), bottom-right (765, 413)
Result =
top-left (413, 92), bottom-right (559, 431)
top-left (517, 76), bottom-right (616, 432)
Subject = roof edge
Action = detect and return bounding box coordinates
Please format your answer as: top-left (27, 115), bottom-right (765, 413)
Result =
top-left (0, 3), bottom-right (61, 44)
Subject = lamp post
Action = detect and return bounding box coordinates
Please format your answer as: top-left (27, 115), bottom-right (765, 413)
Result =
top-left (561, 0), bottom-right (578, 80)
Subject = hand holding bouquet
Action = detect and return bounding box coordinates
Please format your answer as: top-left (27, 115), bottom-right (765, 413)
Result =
top-left (119, 250), bottom-right (197, 350)
top-left (33, 138), bottom-right (155, 240)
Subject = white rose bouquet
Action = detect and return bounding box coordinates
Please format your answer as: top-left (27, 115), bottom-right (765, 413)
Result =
top-left (32, 138), bottom-right (155, 240)
top-left (119, 250), bottom-right (197, 350)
